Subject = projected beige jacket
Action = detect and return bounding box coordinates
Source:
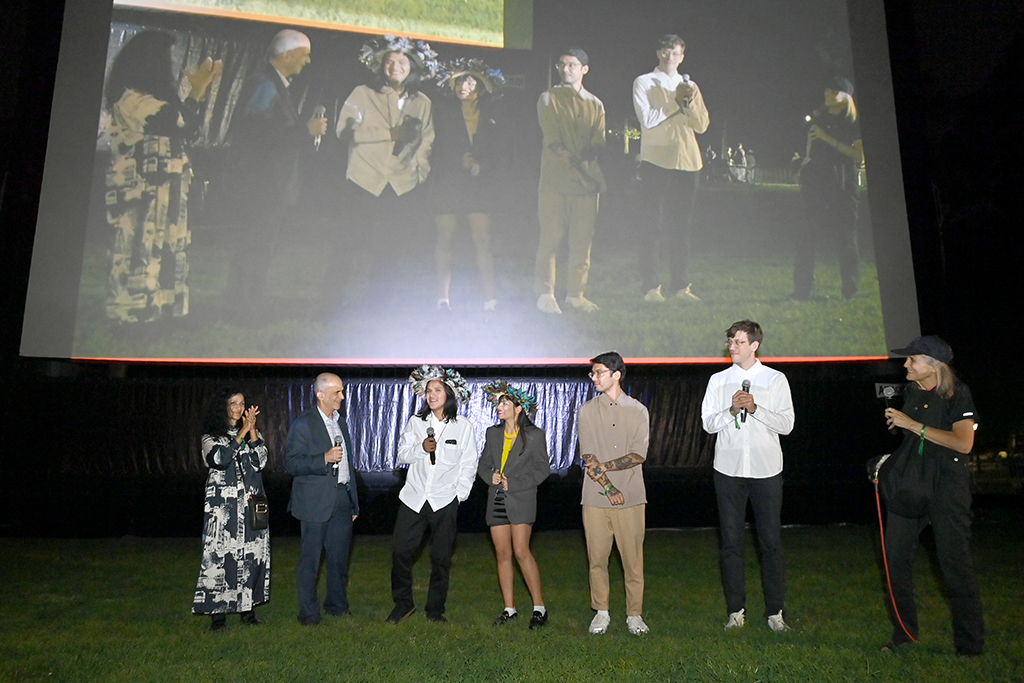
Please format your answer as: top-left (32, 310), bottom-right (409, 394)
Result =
top-left (337, 84), bottom-right (435, 197)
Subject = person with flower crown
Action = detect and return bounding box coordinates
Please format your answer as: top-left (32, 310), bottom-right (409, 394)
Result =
top-left (335, 35), bottom-right (438, 279)
top-left (477, 381), bottom-right (551, 628)
top-left (386, 365), bottom-right (478, 624)
top-left (430, 59), bottom-right (506, 312)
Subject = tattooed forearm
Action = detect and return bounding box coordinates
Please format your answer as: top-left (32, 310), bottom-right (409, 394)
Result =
top-left (605, 453), bottom-right (645, 471)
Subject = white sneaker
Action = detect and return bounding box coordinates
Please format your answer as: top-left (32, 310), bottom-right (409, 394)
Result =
top-left (675, 284), bottom-right (701, 302)
top-left (724, 608), bottom-right (745, 630)
top-left (644, 285), bottom-right (666, 302)
top-left (437, 298), bottom-right (451, 311)
top-left (588, 612), bottom-right (610, 634)
top-left (565, 295), bottom-right (600, 312)
top-left (626, 615), bottom-right (649, 635)
top-left (767, 610), bottom-right (791, 632)
top-left (536, 293), bottom-right (562, 314)
top-left (483, 299), bottom-right (497, 311)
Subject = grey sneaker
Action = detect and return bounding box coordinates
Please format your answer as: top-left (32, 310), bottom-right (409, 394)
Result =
top-left (644, 285), bottom-right (665, 302)
top-left (588, 611), bottom-right (610, 634)
top-left (724, 608), bottom-right (745, 630)
top-left (536, 293), bottom-right (562, 314)
top-left (767, 610), bottom-right (791, 632)
top-left (675, 284), bottom-right (701, 302)
top-left (565, 295), bottom-right (600, 312)
top-left (626, 615), bottom-right (649, 635)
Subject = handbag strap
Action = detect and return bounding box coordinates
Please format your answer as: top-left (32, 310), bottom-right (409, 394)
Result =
top-left (233, 439), bottom-right (255, 494)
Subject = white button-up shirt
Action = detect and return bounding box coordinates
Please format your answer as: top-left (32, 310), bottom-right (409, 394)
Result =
top-left (701, 360), bottom-right (795, 479)
top-left (396, 413), bottom-right (478, 512)
top-left (633, 69), bottom-right (709, 171)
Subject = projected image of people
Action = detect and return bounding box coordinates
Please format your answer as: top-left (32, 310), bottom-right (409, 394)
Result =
top-left (192, 388), bottom-right (269, 632)
top-left (102, 30), bottom-right (221, 327)
top-left (336, 36), bottom-right (437, 286)
top-left (431, 60), bottom-right (505, 312)
top-left (794, 77), bottom-right (864, 301)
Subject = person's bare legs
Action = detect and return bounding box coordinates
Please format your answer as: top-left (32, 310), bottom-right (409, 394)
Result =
top-left (435, 214), bottom-right (457, 304)
top-left (511, 523), bottom-right (543, 606)
top-left (490, 524), bottom-right (515, 608)
top-left (468, 212), bottom-right (496, 304)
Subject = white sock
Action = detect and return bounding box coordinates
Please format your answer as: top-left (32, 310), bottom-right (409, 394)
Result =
top-left (534, 605), bottom-right (546, 616)
top-left (597, 610), bottom-right (609, 618)
top-left (504, 607), bottom-right (517, 616)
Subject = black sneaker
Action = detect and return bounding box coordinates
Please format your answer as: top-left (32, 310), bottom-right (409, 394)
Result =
top-left (494, 610), bottom-right (519, 626)
top-left (425, 613), bottom-right (447, 623)
top-left (386, 604), bottom-right (416, 624)
top-left (529, 610), bottom-right (548, 629)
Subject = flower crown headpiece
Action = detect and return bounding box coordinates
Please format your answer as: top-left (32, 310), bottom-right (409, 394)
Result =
top-left (435, 58), bottom-right (506, 96)
top-left (482, 380), bottom-right (537, 414)
top-left (359, 35), bottom-right (440, 80)
top-left (408, 364), bottom-right (471, 404)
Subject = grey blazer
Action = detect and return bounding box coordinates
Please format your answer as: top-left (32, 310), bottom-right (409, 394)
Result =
top-left (477, 423), bottom-right (551, 525)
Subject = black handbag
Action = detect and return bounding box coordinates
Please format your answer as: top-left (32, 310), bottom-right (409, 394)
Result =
top-left (235, 450), bottom-right (269, 531)
top-left (871, 436), bottom-right (938, 519)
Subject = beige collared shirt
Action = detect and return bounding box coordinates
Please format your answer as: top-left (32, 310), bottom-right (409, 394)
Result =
top-left (537, 84), bottom-right (607, 195)
top-left (577, 392), bottom-right (649, 508)
top-left (337, 84), bottom-right (434, 196)
top-left (633, 69), bottom-right (709, 171)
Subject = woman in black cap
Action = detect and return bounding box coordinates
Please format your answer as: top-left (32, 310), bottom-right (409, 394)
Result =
top-left (881, 335), bottom-right (984, 656)
top-left (793, 77), bottom-right (863, 301)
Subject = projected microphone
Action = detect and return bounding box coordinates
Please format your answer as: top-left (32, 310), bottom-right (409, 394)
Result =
top-left (331, 435), bottom-right (342, 477)
top-left (741, 379), bottom-right (751, 423)
top-left (312, 105), bottom-right (326, 151)
top-left (426, 427), bottom-right (436, 465)
top-left (882, 386), bottom-right (897, 434)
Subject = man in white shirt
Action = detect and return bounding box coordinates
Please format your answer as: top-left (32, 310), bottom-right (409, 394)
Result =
top-left (701, 321), bottom-right (795, 633)
top-left (388, 366), bottom-right (478, 624)
top-left (632, 34), bottom-right (709, 303)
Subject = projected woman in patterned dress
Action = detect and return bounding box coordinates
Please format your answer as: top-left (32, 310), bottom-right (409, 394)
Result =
top-left (192, 388), bottom-right (270, 632)
top-left (102, 30), bottom-right (220, 326)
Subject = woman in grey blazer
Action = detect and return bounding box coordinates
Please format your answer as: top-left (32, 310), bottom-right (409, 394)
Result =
top-left (478, 381), bottom-right (552, 628)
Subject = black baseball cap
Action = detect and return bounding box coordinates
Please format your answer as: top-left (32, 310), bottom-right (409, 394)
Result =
top-left (890, 335), bottom-right (953, 363)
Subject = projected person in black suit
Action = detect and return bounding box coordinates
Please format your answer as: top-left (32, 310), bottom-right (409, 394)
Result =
top-left (794, 77), bottom-right (863, 301)
top-left (225, 29), bottom-right (327, 318)
top-left (431, 60), bottom-right (505, 312)
top-left (285, 372), bottom-right (359, 626)
top-left (102, 30), bottom-right (221, 326)
top-left (632, 34), bottom-right (709, 304)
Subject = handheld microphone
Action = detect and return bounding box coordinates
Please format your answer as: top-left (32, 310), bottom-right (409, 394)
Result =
top-left (312, 105), bottom-right (326, 151)
top-left (426, 427), bottom-right (436, 465)
top-left (332, 435), bottom-right (342, 476)
top-left (740, 379), bottom-right (751, 423)
top-left (883, 386), bottom-right (897, 434)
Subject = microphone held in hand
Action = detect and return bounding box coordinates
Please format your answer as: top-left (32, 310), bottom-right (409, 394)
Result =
top-left (883, 385), bottom-right (897, 434)
top-left (332, 435), bottom-right (342, 476)
top-left (426, 427), bottom-right (435, 465)
top-left (741, 379), bottom-right (751, 423)
top-left (312, 104), bottom-right (326, 151)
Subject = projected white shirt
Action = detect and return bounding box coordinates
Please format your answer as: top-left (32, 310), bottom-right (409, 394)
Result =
top-left (632, 69), bottom-right (709, 172)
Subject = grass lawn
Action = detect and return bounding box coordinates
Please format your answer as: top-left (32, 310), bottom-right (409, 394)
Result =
top-left (2, 522), bottom-right (1021, 682)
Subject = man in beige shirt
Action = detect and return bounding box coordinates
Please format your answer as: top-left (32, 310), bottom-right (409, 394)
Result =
top-left (534, 47), bottom-right (607, 315)
top-left (578, 351), bottom-right (651, 635)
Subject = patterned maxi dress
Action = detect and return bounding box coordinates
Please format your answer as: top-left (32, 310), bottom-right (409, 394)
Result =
top-left (104, 88), bottom-right (198, 323)
top-left (192, 427), bottom-right (271, 615)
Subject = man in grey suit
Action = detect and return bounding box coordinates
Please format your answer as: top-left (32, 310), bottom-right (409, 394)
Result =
top-left (286, 372), bottom-right (359, 625)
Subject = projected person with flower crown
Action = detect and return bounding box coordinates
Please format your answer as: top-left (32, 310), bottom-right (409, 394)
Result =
top-left (386, 365), bottom-right (478, 624)
top-left (336, 35), bottom-right (438, 280)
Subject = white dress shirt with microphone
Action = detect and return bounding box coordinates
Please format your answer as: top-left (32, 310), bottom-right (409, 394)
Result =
top-left (318, 407), bottom-right (350, 485)
top-left (700, 359), bottom-right (795, 479)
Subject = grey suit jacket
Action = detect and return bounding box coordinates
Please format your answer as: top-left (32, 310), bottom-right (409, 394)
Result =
top-left (477, 423), bottom-right (551, 525)
top-left (285, 407), bottom-right (359, 522)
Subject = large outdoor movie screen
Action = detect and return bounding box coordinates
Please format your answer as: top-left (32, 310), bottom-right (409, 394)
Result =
top-left (22, 0), bottom-right (919, 364)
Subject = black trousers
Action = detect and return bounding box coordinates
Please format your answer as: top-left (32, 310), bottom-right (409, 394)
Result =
top-left (884, 457), bottom-right (984, 654)
top-left (714, 471), bottom-right (786, 618)
top-left (295, 484), bottom-right (354, 621)
top-left (636, 162), bottom-right (699, 294)
top-left (390, 499), bottom-right (459, 618)
top-left (795, 182), bottom-right (860, 299)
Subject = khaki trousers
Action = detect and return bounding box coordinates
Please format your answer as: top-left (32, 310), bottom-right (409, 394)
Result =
top-left (582, 503), bottom-right (645, 615)
top-left (534, 192), bottom-right (598, 298)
